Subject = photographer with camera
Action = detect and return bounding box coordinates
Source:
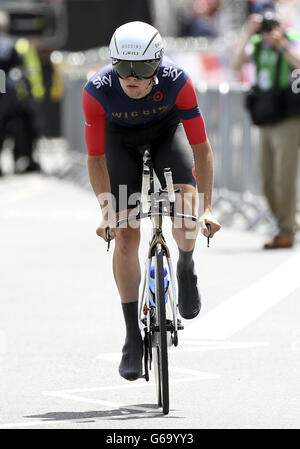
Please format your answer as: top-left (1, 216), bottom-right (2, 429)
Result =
top-left (233, 3), bottom-right (300, 249)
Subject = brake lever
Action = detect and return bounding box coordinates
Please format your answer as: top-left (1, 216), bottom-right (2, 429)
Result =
top-left (105, 227), bottom-right (111, 252)
top-left (206, 223), bottom-right (211, 248)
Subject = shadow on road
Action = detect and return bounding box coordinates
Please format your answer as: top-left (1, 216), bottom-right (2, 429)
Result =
top-left (25, 405), bottom-right (181, 423)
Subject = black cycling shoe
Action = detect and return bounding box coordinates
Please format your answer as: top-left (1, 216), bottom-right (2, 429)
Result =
top-left (177, 261), bottom-right (201, 320)
top-left (119, 335), bottom-right (143, 381)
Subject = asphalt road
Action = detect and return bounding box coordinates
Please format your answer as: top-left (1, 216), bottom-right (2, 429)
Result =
top-left (1, 172), bottom-right (300, 429)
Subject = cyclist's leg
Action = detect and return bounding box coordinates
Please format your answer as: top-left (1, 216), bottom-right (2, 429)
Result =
top-left (105, 123), bottom-right (143, 302)
top-left (172, 183), bottom-right (199, 250)
top-left (153, 123), bottom-right (201, 319)
top-left (113, 216), bottom-right (141, 302)
top-left (105, 126), bottom-right (144, 380)
top-left (112, 220), bottom-right (144, 380)
top-left (172, 184), bottom-right (201, 319)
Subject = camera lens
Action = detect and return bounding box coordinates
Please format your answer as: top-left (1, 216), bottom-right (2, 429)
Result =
top-left (261, 19), bottom-right (278, 32)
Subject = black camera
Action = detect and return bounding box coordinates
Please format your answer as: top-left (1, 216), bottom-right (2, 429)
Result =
top-left (260, 10), bottom-right (279, 33)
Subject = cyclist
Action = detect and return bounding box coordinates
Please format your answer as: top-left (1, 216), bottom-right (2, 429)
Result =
top-left (83, 21), bottom-right (221, 381)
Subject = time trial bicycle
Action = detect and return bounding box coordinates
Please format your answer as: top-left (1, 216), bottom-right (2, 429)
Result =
top-left (106, 147), bottom-right (210, 415)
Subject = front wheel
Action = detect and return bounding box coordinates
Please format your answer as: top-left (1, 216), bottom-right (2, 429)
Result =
top-left (154, 245), bottom-right (169, 415)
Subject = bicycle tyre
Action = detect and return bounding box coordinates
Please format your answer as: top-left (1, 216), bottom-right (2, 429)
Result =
top-left (154, 245), bottom-right (169, 415)
top-left (153, 346), bottom-right (162, 407)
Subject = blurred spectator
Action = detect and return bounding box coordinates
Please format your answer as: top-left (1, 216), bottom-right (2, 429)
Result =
top-left (0, 11), bottom-right (41, 175)
top-left (247, 1), bottom-right (275, 15)
top-left (0, 10), bottom-right (20, 176)
top-left (178, 0), bottom-right (222, 37)
top-left (13, 36), bottom-right (44, 174)
top-left (233, 3), bottom-right (300, 249)
top-left (248, 0), bottom-right (300, 29)
top-left (34, 42), bottom-right (64, 138)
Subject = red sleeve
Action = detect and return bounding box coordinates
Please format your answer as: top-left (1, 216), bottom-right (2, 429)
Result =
top-left (175, 77), bottom-right (208, 145)
top-left (82, 89), bottom-right (106, 156)
top-left (181, 116), bottom-right (207, 145)
top-left (176, 77), bottom-right (199, 110)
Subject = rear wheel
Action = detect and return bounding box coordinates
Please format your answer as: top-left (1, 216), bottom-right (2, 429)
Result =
top-left (154, 245), bottom-right (169, 415)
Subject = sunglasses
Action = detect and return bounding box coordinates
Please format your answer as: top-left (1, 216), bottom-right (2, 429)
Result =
top-left (112, 59), bottom-right (161, 80)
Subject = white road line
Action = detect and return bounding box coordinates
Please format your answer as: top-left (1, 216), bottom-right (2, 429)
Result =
top-left (44, 382), bottom-right (149, 395)
top-left (0, 371), bottom-right (219, 428)
top-left (44, 393), bottom-right (156, 413)
top-left (95, 341), bottom-right (268, 363)
top-left (181, 340), bottom-right (267, 346)
top-left (184, 252), bottom-right (300, 341)
top-left (43, 376), bottom-right (218, 410)
top-left (45, 381), bottom-right (152, 395)
top-left (177, 341), bottom-right (269, 352)
top-left (43, 370), bottom-right (219, 396)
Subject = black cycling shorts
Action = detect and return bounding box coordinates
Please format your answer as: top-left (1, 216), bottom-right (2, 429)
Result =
top-left (105, 108), bottom-right (196, 212)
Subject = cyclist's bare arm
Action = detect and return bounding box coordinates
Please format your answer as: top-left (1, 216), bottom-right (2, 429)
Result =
top-left (83, 89), bottom-right (115, 239)
top-left (88, 155), bottom-right (110, 197)
top-left (232, 14), bottom-right (262, 71)
top-left (191, 140), bottom-right (221, 238)
top-left (87, 155), bottom-right (116, 239)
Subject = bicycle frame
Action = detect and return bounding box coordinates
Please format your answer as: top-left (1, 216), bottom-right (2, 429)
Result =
top-left (106, 147), bottom-right (210, 414)
top-left (138, 151), bottom-right (181, 351)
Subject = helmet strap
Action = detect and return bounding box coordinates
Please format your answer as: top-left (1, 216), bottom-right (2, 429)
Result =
top-left (152, 75), bottom-right (159, 86)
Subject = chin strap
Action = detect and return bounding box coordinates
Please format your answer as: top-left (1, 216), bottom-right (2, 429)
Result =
top-left (152, 75), bottom-right (159, 86)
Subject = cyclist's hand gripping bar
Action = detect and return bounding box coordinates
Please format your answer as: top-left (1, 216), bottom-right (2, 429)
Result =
top-left (105, 227), bottom-right (111, 252)
top-left (206, 223), bottom-right (211, 248)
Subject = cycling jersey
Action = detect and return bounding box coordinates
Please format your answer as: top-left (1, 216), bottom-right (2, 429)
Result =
top-left (82, 56), bottom-right (207, 156)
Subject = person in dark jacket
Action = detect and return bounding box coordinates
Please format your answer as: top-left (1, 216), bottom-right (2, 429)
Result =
top-left (0, 10), bottom-right (41, 175)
